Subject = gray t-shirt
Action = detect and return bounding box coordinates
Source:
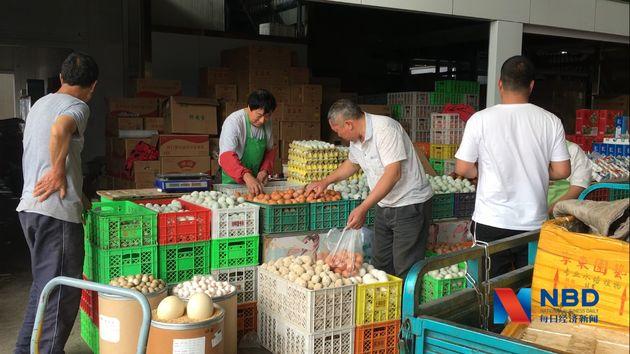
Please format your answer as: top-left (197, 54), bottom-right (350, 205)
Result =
top-left (16, 93), bottom-right (90, 224)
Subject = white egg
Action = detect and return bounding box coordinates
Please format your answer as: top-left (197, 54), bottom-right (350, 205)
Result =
top-left (187, 293), bottom-right (214, 320)
top-left (157, 296), bottom-right (186, 320)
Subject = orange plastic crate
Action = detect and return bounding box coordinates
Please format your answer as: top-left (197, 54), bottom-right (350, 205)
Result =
top-left (355, 320), bottom-right (400, 354)
top-left (237, 301), bottom-right (258, 342)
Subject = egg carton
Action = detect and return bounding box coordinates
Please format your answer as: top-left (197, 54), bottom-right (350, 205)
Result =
top-left (210, 204), bottom-right (260, 239)
top-left (258, 310), bottom-right (354, 354)
top-left (257, 267), bottom-right (356, 334)
top-left (212, 266), bottom-right (257, 304)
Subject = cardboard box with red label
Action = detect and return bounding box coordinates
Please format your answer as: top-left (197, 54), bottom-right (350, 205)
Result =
top-left (160, 156), bottom-right (211, 174)
top-left (159, 135), bottom-right (210, 157)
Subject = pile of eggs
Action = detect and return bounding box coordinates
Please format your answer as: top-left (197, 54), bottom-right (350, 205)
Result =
top-left (181, 190), bottom-right (246, 210)
top-left (109, 274), bottom-right (166, 294)
top-left (329, 176), bottom-right (369, 200)
top-left (428, 175), bottom-right (476, 194)
top-left (288, 140), bottom-right (344, 184)
top-left (425, 264), bottom-right (467, 280)
top-left (156, 293), bottom-right (214, 322)
top-left (140, 200), bottom-right (185, 214)
top-left (172, 275), bottom-right (237, 300)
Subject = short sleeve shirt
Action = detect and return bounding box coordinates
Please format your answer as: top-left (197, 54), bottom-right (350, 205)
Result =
top-left (16, 93), bottom-right (90, 223)
top-left (349, 113), bottom-right (432, 207)
top-left (219, 109), bottom-right (274, 158)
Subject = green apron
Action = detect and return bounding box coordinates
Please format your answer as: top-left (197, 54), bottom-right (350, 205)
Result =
top-left (221, 118), bottom-right (267, 184)
top-left (547, 141), bottom-right (571, 205)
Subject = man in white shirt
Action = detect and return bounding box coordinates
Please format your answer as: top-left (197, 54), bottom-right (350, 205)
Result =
top-left (455, 56), bottom-right (571, 277)
top-left (307, 100), bottom-right (433, 277)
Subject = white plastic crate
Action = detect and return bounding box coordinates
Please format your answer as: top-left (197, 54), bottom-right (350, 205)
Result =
top-left (257, 267), bottom-right (356, 334)
top-left (210, 204), bottom-right (259, 239)
top-left (431, 113), bottom-right (465, 130)
top-left (211, 266), bottom-right (257, 304)
top-left (258, 310), bottom-right (354, 354)
top-left (430, 129), bottom-right (464, 145)
top-left (387, 91), bottom-right (429, 105)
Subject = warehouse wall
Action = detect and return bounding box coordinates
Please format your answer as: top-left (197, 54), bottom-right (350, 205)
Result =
top-left (151, 32), bottom-right (309, 96)
top-left (0, 0), bottom-right (139, 162)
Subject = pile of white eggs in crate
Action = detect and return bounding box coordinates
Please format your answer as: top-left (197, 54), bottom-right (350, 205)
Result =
top-left (328, 175), bottom-right (370, 200)
top-left (427, 175), bottom-right (476, 194)
top-left (426, 264), bottom-right (467, 280)
top-left (140, 200), bottom-right (186, 213)
top-left (181, 190), bottom-right (247, 210)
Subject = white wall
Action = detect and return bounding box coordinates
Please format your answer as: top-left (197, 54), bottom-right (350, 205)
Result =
top-left (317, 0), bottom-right (630, 37)
top-left (151, 32), bottom-right (309, 97)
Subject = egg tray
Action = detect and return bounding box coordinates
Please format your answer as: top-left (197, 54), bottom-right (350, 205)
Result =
top-left (85, 200), bottom-right (158, 250)
top-left (355, 275), bottom-right (403, 326)
top-left (258, 310), bottom-right (355, 354)
top-left (212, 266), bottom-right (258, 304)
top-left (421, 262), bottom-right (467, 303)
top-left (134, 198), bottom-right (211, 245)
top-left (158, 240), bottom-right (211, 284)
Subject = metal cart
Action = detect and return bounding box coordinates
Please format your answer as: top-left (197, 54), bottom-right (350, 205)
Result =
top-left (30, 276), bottom-right (151, 354)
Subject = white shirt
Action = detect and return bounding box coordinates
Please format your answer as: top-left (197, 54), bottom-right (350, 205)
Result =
top-left (455, 103), bottom-right (570, 231)
top-left (219, 109), bottom-right (274, 158)
top-left (566, 141), bottom-right (592, 188)
top-left (349, 113), bottom-right (433, 207)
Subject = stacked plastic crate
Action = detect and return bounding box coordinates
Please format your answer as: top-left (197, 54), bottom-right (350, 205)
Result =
top-left (80, 200), bottom-right (160, 353)
top-left (387, 91), bottom-right (442, 144)
top-left (429, 113), bottom-right (464, 176)
top-left (257, 266), bottom-right (357, 353)
top-left (429, 80), bottom-right (480, 109)
top-left (208, 201), bottom-right (261, 343)
top-left (354, 275), bottom-right (403, 353)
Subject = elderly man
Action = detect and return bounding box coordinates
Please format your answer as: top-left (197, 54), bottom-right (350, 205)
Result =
top-left (307, 99), bottom-right (433, 277)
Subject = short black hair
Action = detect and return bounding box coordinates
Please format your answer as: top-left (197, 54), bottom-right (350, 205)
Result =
top-left (60, 52), bottom-right (99, 87)
top-left (500, 56), bottom-right (535, 92)
top-left (247, 89), bottom-right (277, 114)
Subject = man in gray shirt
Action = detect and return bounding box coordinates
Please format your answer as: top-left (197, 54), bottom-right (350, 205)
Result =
top-left (15, 52), bottom-right (98, 354)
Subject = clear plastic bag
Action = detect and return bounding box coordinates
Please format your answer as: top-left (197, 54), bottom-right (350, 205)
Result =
top-left (317, 227), bottom-right (364, 277)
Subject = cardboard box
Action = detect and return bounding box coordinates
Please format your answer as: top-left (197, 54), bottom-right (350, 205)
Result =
top-left (111, 137), bottom-right (158, 158)
top-left (199, 67), bottom-right (235, 97)
top-left (593, 95), bottom-right (629, 115)
top-left (160, 156), bottom-right (211, 174)
top-left (209, 138), bottom-right (220, 157)
top-left (237, 69), bottom-right (290, 101)
top-left (290, 85), bottom-right (323, 105)
top-left (288, 67), bottom-right (310, 85)
top-left (133, 160), bottom-right (161, 187)
top-left (220, 101), bottom-right (247, 128)
top-left (163, 96), bottom-right (218, 135)
top-left (159, 134), bottom-right (209, 157)
top-left (360, 104), bottom-right (390, 116)
top-left (107, 97), bottom-right (160, 117)
top-left (279, 121), bottom-right (321, 161)
top-left (267, 85), bottom-right (291, 103)
top-left (143, 117), bottom-right (164, 133)
top-left (221, 45), bottom-right (293, 70)
top-left (282, 105), bottom-right (321, 122)
top-left (214, 84), bottom-right (238, 101)
top-left (106, 117), bottom-right (144, 136)
top-left (131, 78), bottom-right (182, 97)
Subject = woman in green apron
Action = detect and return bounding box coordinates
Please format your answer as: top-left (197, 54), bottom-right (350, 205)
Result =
top-left (218, 89), bottom-right (277, 195)
top-left (547, 141), bottom-right (592, 215)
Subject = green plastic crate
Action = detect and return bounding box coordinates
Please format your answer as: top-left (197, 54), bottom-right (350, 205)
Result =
top-left (254, 202), bottom-right (310, 234)
top-left (210, 235), bottom-right (260, 270)
top-left (87, 201), bottom-right (157, 249)
top-left (94, 244), bottom-right (158, 284)
top-left (83, 238), bottom-right (94, 280)
top-left (309, 200), bottom-right (351, 230)
top-left (610, 188), bottom-right (630, 201)
top-left (159, 241), bottom-right (211, 284)
top-left (422, 262), bottom-right (467, 303)
top-left (390, 104), bottom-right (403, 119)
top-left (80, 310), bottom-right (99, 353)
top-left (348, 200), bottom-right (375, 226)
top-left (431, 193), bottom-right (454, 220)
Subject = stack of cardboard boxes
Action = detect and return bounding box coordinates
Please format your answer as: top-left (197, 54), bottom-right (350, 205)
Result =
top-left (200, 45), bottom-right (322, 170)
top-left (106, 78), bottom-right (219, 188)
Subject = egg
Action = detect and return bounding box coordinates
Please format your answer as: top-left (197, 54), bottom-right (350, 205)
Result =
top-left (156, 296), bottom-right (186, 320)
top-left (186, 293), bottom-right (214, 320)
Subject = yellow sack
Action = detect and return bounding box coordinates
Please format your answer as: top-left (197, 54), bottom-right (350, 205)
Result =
top-left (532, 217), bottom-right (629, 330)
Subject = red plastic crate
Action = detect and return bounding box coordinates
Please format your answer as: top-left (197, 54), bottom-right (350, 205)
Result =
top-left (80, 275), bottom-right (99, 325)
top-left (237, 301), bottom-right (258, 342)
top-left (135, 198), bottom-right (211, 245)
top-left (355, 320), bottom-right (400, 354)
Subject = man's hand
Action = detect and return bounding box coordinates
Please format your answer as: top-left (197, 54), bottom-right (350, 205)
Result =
top-left (243, 172), bottom-right (263, 195)
top-left (306, 180), bottom-right (329, 197)
top-left (33, 168), bottom-right (67, 202)
top-left (256, 170), bottom-right (269, 185)
top-left (346, 205), bottom-right (367, 230)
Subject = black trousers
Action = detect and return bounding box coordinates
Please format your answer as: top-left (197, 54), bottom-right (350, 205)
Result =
top-left (15, 212), bottom-right (84, 354)
top-left (373, 200), bottom-right (432, 279)
top-left (470, 221), bottom-right (528, 278)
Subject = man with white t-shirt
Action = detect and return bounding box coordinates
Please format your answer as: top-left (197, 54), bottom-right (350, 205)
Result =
top-left (307, 100), bottom-right (433, 277)
top-left (455, 56), bottom-right (571, 277)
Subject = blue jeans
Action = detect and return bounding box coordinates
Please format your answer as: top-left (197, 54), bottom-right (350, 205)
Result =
top-left (15, 212), bottom-right (84, 354)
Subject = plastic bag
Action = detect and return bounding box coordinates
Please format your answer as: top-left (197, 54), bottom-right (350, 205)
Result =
top-left (317, 227), bottom-right (364, 277)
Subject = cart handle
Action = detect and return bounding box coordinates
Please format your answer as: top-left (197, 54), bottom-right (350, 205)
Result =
top-left (30, 276), bottom-right (152, 354)
top-left (578, 182), bottom-right (629, 201)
